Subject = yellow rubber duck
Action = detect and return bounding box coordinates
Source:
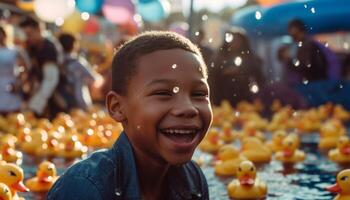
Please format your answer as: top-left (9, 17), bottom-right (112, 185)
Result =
top-left (35, 131), bottom-right (60, 157)
top-left (219, 122), bottom-right (236, 143)
top-left (275, 136), bottom-right (305, 164)
top-left (241, 137), bottom-right (272, 163)
top-left (0, 162), bottom-right (29, 199)
top-left (198, 129), bottom-right (224, 154)
top-left (265, 130), bottom-right (287, 153)
top-left (241, 122), bottom-right (265, 141)
top-left (0, 140), bottom-right (22, 163)
top-left (20, 128), bottom-right (47, 155)
top-left (58, 135), bottom-right (88, 159)
top-left (25, 161), bottom-right (59, 192)
top-left (333, 104), bottom-right (350, 122)
top-left (83, 128), bottom-right (108, 148)
top-left (227, 160), bottom-right (267, 199)
top-left (319, 119), bottom-right (346, 150)
top-left (0, 183), bottom-right (11, 200)
top-left (328, 136), bottom-right (350, 163)
top-left (214, 145), bottom-right (247, 176)
top-left (326, 169), bottom-right (350, 200)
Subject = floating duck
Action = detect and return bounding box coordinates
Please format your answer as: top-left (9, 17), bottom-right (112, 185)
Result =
top-left (214, 145), bottom-right (247, 176)
top-left (319, 119), bottom-right (346, 150)
top-left (328, 136), bottom-right (350, 163)
top-left (265, 130), bottom-right (287, 153)
top-left (0, 140), bottom-right (22, 163)
top-left (219, 122), bottom-right (236, 143)
top-left (227, 160), bottom-right (267, 199)
top-left (58, 135), bottom-right (88, 159)
top-left (326, 169), bottom-right (350, 200)
top-left (83, 128), bottom-right (108, 148)
top-left (20, 128), bottom-right (47, 155)
top-left (0, 183), bottom-right (11, 200)
top-left (275, 136), bottom-right (305, 164)
top-left (240, 122), bottom-right (265, 141)
top-left (0, 162), bottom-right (29, 199)
top-left (317, 102), bottom-right (333, 121)
top-left (241, 137), bottom-right (271, 163)
top-left (198, 129), bottom-right (224, 153)
top-left (333, 104), bottom-right (350, 122)
top-left (25, 161), bottom-right (59, 192)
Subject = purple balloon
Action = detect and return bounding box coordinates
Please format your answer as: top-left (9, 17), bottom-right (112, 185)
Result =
top-left (103, 0), bottom-right (135, 13)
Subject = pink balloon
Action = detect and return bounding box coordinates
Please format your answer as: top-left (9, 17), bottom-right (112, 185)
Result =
top-left (102, 0), bottom-right (135, 24)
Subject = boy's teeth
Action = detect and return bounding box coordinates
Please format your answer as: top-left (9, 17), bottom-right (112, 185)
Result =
top-left (162, 129), bottom-right (196, 134)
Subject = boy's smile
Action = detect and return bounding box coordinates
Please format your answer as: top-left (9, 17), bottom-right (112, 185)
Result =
top-left (111, 48), bottom-right (212, 166)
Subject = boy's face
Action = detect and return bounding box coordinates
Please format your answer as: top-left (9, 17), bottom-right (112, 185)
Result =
top-left (109, 48), bottom-right (212, 166)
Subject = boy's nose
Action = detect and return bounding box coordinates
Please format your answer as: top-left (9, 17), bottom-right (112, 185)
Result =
top-left (171, 98), bottom-right (199, 118)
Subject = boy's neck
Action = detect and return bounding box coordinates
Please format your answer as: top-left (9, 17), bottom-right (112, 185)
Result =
top-left (133, 148), bottom-right (170, 200)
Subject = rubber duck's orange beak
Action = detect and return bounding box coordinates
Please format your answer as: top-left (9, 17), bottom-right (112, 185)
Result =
top-left (283, 149), bottom-right (293, 157)
top-left (11, 181), bottom-right (29, 192)
top-left (239, 175), bottom-right (255, 186)
top-left (340, 146), bottom-right (350, 155)
top-left (326, 183), bottom-right (342, 193)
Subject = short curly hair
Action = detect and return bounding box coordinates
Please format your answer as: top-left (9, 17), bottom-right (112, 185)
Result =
top-left (111, 31), bottom-right (207, 95)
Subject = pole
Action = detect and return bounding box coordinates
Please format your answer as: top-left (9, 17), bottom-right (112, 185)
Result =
top-left (188, 0), bottom-right (194, 40)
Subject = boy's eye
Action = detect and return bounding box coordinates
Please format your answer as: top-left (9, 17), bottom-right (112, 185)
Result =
top-left (152, 90), bottom-right (172, 96)
top-left (192, 91), bottom-right (208, 98)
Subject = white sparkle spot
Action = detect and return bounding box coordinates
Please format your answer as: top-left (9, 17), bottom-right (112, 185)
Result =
top-left (208, 38), bottom-right (213, 43)
top-left (55, 18), bottom-right (64, 26)
top-left (234, 57), bottom-right (242, 66)
top-left (307, 64), bottom-right (311, 68)
top-left (171, 64), bottom-right (177, 69)
top-left (210, 62), bottom-right (215, 68)
top-left (310, 7), bottom-right (316, 13)
top-left (298, 41), bottom-right (303, 47)
top-left (81, 12), bottom-right (90, 21)
top-left (325, 42), bottom-right (329, 47)
top-left (339, 84), bottom-right (343, 89)
top-left (303, 79), bottom-right (309, 85)
top-left (235, 111), bottom-right (240, 117)
top-left (173, 86), bottom-right (179, 93)
top-left (195, 31), bottom-right (199, 36)
top-left (293, 59), bottom-right (300, 67)
top-left (250, 84), bottom-right (259, 94)
top-left (137, 125), bottom-right (141, 130)
top-left (343, 42), bottom-right (349, 50)
top-left (225, 33), bottom-right (234, 43)
top-left (304, 4), bottom-right (308, 8)
top-left (255, 11), bottom-right (262, 20)
top-left (201, 15), bottom-right (208, 21)
top-left (198, 67), bottom-right (202, 72)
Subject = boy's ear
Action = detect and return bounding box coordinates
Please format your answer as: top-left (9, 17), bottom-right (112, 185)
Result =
top-left (106, 91), bottom-right (126, 122)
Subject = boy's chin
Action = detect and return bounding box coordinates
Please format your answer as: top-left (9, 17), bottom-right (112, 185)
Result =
top-left (166, 154), bottom-right (193, 166)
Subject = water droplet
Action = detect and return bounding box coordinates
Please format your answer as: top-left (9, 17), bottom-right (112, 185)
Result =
top-left (55, 18), bottom-right (64, 26)
top-left (250, 83), bottom-right (259, 94)
top-left (195, 31), bottom-right (199, 36)
top-left (304, 4), bottom-right (308, 8)
top-left (201, 15), bottom-right (208, 21)
top-left (198, 67), bottom-right (202, 72)
top-left (235, 111), bottom-right (240, 117)
top-left (171, 64), bottom-right (177, 69)
top-left (339, 84), bottom-right (343, 89)
top-left (81, 12), bottom-right (90, 21)
top-left (325, 42), bottom-right (329, 47)
top-left (208, 38), bottom-right (213, 43)
top-left (210, 62), bottom-right (215, 68)
top-left (234, 57), bottom-right (242, 66)
top-left (233, 94), bottom-right (237, 97)
top-left (255, 11), bottom-right (262, 20)
top-left (307, 64), bottom-right (311, 68)
top-left (173, 86), bottom-right (179, 93)
top-left (232, 78), bottom-right (236, 82)
top-left (293, 59), bottom-right (300, 67)
top-left (303, 79), bottom-right (309, 85)
top-left (298, 41), bottom-right (303, 47)
top-left (343, 42), bottom-right (349, 50)
top-left (137, 125), bottom-right (141, 130)
top-left (225, 33), bottom-right (234, 43)
top-left (310, 7), bottom-right (316, 13)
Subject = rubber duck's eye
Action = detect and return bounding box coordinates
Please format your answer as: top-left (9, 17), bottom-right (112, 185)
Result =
top-left (250, 167), bottom-right (254, 171)
top-left (340, 176), bottom-right (348, 181)
top-left (238, 167), bottom-right (242, 171)
top-left (48, 167), bottom-right (53, 171)
top-left (8, 171), bottom-right (16, 177)
top-left (4, 188), bottom-right (8, 194)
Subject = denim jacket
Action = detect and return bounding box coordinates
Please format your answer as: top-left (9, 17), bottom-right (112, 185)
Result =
top-left (47, 132), bottom-right (209, 200)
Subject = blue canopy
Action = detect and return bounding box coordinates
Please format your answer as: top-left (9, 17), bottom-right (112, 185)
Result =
top-left (232, 0), bottom-right (350, 38)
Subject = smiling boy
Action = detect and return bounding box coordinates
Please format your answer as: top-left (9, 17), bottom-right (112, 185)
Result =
top-left (47, 31), bottom-right (212, 200)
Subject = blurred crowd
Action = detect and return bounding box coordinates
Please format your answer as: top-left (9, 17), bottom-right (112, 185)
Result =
top-left (1, 14), bottom-right (350, 119)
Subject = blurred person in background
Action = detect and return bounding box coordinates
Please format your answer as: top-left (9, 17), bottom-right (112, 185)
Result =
top-left (192, 29), bottom-right (214, 66)
top-left (211, 27), bottom-right (265, 106)
top-left (19, 17), bottom-right (61, 118)
top-left (287, 19), bottom-right (341, 82)
top-left (0, 25), bottom-right (28, 115)
top-left (58, 33), bottom-right (102, 110)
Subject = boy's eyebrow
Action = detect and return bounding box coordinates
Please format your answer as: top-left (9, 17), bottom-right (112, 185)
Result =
top-left (146, 79), bottom-right (208, 87)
